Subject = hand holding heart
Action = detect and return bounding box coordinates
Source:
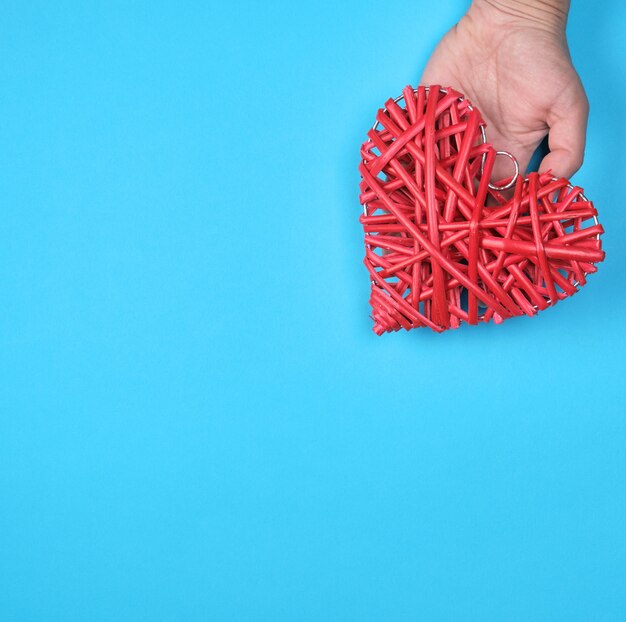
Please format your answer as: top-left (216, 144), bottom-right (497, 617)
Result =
top-left (421, 0), bottom-right (588, 180)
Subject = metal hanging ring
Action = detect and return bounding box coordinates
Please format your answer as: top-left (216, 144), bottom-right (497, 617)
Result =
top-left (485, 150), bottom-right (520, 191)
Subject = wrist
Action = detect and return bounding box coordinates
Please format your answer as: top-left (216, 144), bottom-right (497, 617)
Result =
top-left (468, 0), bottom-right (569, 35)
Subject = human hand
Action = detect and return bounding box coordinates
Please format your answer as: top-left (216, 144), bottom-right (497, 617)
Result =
top-left (421, 0), bottom-right (588, 180)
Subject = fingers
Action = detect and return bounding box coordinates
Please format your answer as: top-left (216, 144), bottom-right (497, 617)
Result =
top-left (539, 90), bottom-right (589, 179)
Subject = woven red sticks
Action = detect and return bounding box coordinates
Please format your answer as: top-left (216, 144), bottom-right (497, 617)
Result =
top-left (359, 85), bottom-right (605, 334)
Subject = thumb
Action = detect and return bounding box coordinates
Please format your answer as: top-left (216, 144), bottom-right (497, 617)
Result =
top-left (539, 92), bottom-right (589, 179)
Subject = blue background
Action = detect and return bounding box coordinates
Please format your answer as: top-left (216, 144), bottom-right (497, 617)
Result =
top-left (1, 1), bottom-right (625, 620)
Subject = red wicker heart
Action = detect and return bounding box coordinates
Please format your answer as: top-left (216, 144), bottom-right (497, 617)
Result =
top-left (359, 85), bottom-right (605, 334)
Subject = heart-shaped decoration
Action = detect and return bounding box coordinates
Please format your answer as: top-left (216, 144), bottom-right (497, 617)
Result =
top-left (359, 85), bottom-right (605, 334)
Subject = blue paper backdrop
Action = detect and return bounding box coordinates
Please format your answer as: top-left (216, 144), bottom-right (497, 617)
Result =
top-left (1, 1), bottom-right (625, 620)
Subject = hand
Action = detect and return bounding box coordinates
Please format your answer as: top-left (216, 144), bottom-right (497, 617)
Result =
top-left (420, 0), bottom-right (588, 180)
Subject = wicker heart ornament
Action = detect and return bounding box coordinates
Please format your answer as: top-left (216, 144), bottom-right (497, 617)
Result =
top-left (359, 85), bottom-right (605, 334)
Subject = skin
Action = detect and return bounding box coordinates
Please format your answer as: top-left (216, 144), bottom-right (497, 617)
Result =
top-left (421, 0), bottom-right (588, 180)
